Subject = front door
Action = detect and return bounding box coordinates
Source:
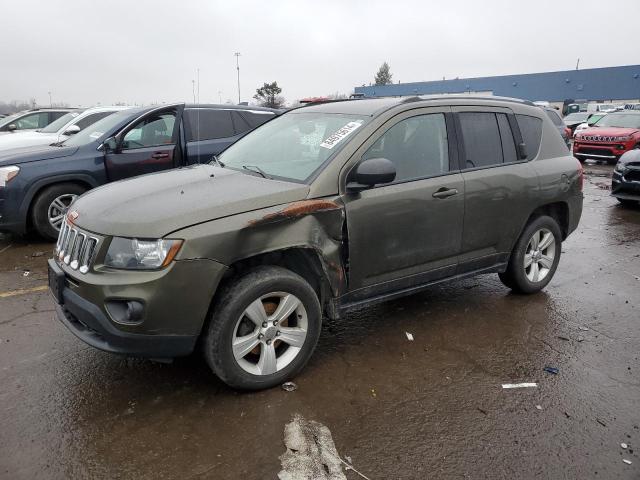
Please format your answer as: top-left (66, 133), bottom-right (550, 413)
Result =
top-left (343, 108), bottom-right (465, 300)
top-left (105, 106), bottom-right (184, 182)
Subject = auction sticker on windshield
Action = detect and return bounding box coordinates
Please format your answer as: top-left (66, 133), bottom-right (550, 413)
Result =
top-left (320, 121), bottom-right (362, 149)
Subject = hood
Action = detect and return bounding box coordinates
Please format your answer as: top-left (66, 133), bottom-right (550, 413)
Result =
top-left (578, 126), bottom-right (640, 137)
top-left (0, 131), bottom-right (59, 151)
top-left (0, 144), bottom-right (78, 166)
top-left (72, 164), bottom-right (310, 237)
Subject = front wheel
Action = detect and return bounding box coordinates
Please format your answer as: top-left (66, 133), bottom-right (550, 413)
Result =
top-left (617, 198), bottom-right (638, 207)
top-left (31, 183), bottom-right (87, 241)
top-left (499, 215), bottom-right (562, 294)
top-left (203, 266), bottom-right (322, 390)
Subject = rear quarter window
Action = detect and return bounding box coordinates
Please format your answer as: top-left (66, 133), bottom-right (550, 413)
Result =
top-left (239, 111), bottom-right (276, 129)
top-left (516, 114), bottom-right (543, 160)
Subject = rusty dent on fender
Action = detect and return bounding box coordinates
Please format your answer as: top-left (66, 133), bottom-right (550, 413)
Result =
top-left (249, 199), bottom-right (342, 226)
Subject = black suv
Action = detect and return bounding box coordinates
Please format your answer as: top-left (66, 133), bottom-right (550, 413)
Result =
top-left (0, 103), bottom-right (279, 239)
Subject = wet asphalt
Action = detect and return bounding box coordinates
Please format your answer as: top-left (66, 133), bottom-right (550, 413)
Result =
top-left (0, 163), bottom-right (638, 479)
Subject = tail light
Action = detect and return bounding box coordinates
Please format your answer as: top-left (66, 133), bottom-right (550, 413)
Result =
top-left (577, 160), bottom-right (584, 191)
top-left (564, 127), bottom-right (571, 138)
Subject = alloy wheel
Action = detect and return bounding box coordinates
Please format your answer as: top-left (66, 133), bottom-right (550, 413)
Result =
top-left (47, 194), bottom-right (78, 231)
top-left (232, 292), bottom-right (308, 376)
top-left (524, 228), bottom-right (556, 283)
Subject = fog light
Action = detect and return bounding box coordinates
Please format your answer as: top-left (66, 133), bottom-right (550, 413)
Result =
top-left (105, 299), bottom-right (145, 325)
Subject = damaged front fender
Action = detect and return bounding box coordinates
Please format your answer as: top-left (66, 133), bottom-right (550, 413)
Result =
top-left (174, 198), bottom-right (348, 297)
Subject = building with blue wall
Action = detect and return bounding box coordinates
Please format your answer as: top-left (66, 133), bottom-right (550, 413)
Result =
top-left (354, 65), bottom-right (640, 103)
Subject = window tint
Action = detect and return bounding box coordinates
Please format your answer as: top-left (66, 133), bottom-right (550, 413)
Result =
top-left (515, 114), bottom-right (543, 159)
top-left (75, 111), bottom-right (113, 130)
top-left (545, 109), bottom-right (563, 126)
top-left (239, 111), bottom-right (275, 129)
top-left (231, 111), bottom-right (252, 134)
top-left (459, 112), bottom-right (503, 168)
top-left (363, 113), bottom-right (449, 182)
top-left (496, 114), bottom-right (518, 164)
top-left (122, 112), bottom-right (176, 149)
top-left (49, 111), bottom-right (69, 122)
top-left (15, 112), bottom-right (49, 130)
top-left (184, 109), bottom-right (234, 141)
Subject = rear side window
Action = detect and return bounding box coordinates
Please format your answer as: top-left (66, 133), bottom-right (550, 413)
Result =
top-left (49, 111), bottom-right (68, 122)
top-left (515, 115), bottom-right (543, 159)
top-left (545, 109), bottom-right (563, 126)
top-left (185, 109), bottom-right (235, 141)
top-left (239, 111), bottom-right (275, 128)
top-left (75, 111), bottom-right (113, 130)
top-left (459, 112), bottom-right (504, 168)
top-left (231, 111), bottom-right (252, 135)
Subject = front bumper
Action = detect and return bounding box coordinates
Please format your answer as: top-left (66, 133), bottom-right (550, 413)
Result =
top-left (49, 256), bottom-right (227, 358)
top-left (612, 169), bottom-right (640, 200)
top-left (573, 141), bottom-right (631, 162)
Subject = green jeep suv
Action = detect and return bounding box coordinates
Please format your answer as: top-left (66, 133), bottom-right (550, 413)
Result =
top-left (49, 96), bottom-right (583, 390)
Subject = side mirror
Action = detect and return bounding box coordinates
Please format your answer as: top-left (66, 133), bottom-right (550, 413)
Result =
top-left (101, 136), bottom-right (118, 153)
top-left (63, 125), bottom-right (81, 136)
top-left (517, 142), bottom-right (528, 160)
top-left (347, 157), bottom-right (396, 191)
top-left (7, 124), bottom-right (16, 131)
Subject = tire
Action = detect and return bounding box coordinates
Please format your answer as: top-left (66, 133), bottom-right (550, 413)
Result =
top-left (31, 183), bottom-right (86, 241)
top-left (499, 215), bottom-right (562, 294)
top-left (617, 198), bottom-right (638, 207)
top-left (203, 266), bottom-right (322, 390)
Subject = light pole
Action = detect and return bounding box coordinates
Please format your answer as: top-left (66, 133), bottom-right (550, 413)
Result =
top-left (234, 52), bottom-right (241, 104)
top-left (191, 79), bottom-right (196, 103)
top-left (48, 91), bottom-right (52, 107)
top-left (218, 90), bottom-right (222, 103)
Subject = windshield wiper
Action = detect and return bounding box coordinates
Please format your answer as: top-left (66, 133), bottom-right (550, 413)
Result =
top-left (242, 165), bottom-right (271, 179)
top-left (212, 155), bottom-right (226, 168)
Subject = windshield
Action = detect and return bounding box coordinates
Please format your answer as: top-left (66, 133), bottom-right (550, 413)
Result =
top-left (219, 112), bottom-right (369, 182)
top-left (62, 110), bottom-right (134, 147)
top-left (563, 113), bottom-right (589, 122)
top-left (39, 112), bottom-right (80, 133)
top-left (592, 113), bottom-right (640, 129)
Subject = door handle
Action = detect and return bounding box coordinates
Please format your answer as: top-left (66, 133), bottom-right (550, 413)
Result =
top-left (151, 152), bottom-right (169, 159)
top-left (432, 187), bottom-right (458, 199)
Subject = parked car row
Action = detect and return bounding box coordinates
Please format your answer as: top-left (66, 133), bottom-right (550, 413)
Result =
top-left (0, 108), bottom-right (76, 134)
top-left (0, 104), bottom-right (279, 239)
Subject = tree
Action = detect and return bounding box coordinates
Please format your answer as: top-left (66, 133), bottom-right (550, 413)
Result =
top-left (374, 62), bottom-right (393, 86)
top-left (254, 81), bottom-right (285, 108)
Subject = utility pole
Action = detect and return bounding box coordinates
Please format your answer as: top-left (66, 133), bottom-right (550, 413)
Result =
top-left (234, 52), bottom-right (241, 104)
top-left (575, 58), bottom-right (580, 70)
top-left (48, 91), bottom-right (52, 107)
top-left (191, 79), bottom-right (196, 103)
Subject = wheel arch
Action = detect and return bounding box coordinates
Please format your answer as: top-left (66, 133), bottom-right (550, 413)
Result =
top-left (22, 175), bottom-right (98, 230)
top-left (524, 201), bottom-right (570, 240)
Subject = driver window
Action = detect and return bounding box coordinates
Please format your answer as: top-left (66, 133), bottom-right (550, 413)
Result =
top-left (363, 113), bottom-right (449, 182)
top-left (122, 112), bottom-right (176, 150)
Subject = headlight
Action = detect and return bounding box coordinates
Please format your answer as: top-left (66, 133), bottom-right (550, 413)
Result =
top-left (104, 237), bottom-right (183, 270)
top-left (616, 136), bottom-right (631, 141)
top-left (614, 163), bottom-right (626, 173)
top-left (0, 166), bottom-right (19, 187)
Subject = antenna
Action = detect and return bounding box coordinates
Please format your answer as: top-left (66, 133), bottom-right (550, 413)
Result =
top-left (575, 58), bottom-right (580, 70)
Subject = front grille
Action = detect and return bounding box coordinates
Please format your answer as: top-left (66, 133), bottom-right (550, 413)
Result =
top-left (625, 170), bottom-right (640, 182)
top-left (55, 220), bottom-right (100, 274)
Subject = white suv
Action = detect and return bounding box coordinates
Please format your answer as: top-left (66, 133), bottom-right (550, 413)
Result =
top-left (0, 106), bottom-right (131, 151)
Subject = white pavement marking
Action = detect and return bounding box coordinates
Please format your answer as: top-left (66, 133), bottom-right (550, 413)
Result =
top-left (501, 383), bottom-right (538, 389)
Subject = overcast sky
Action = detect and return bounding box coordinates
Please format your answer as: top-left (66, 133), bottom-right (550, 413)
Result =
top-left (2, 0), bottom-right (639, 107)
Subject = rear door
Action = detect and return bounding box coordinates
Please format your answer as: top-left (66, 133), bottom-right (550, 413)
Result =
top-left (453, 107), bottom-right (538, 273)
top-left (105, 105), bottom-right (184, 181)
top-left (183, 108), bottom-right (237, 164)
top-left (343, 107), bottom-right (465, 299)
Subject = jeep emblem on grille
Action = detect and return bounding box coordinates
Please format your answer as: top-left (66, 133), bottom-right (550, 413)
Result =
top-left (68, 210), bottom-right (79, 222)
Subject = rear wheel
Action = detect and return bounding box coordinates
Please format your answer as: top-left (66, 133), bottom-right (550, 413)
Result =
top-left (31, 183), bottom-right (86, 241)
top-left (499, 215), bottom-right (562, 294)
top-left (203, 266), bottom-right (322, 390)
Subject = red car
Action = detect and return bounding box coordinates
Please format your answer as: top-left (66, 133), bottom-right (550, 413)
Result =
top-left (573, 111), bottom-right (640, 164)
